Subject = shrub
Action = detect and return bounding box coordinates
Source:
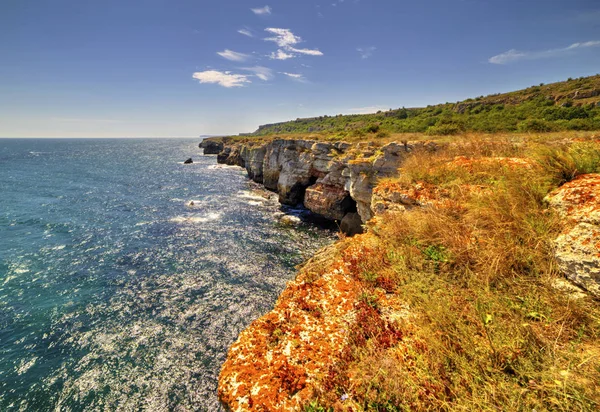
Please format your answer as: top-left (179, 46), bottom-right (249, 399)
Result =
top-left (517, 119), bottom-right (556, 132)
top-left (425, 123), bottom-right (462, 135)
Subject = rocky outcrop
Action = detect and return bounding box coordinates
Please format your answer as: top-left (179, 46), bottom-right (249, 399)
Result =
top-left (546, 174), bottom-right (600, 298)
top-left (202, 137), bottom-right (436, 233)
top-left (218, 243), bottom-right (362, 411)
top-left (199, 139), bottom-right (224, 154)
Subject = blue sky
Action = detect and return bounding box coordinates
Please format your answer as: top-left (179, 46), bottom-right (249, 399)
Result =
top-left (1, 0), bottom-right (599, 137)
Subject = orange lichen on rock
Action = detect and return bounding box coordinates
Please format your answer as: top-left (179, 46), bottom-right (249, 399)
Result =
top-left (372, 180), bottom-right (452, 215)
top-left (546, 174), bottom-right (600, 224)
top-left (546, 174), bottom-right (600, 298)
top-left (218, 243), bottom-right (363, 411)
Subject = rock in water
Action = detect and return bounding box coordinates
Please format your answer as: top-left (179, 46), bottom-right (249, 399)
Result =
top-left (184, 158), bottom-right (193, 164)
top-left (279, 215), bottom-right (302, 226)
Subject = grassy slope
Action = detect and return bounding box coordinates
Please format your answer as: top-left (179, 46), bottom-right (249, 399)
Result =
top-left (251, 75), bottom-right (600, 138)
top-left (302, 134), bottom-right (600, 411)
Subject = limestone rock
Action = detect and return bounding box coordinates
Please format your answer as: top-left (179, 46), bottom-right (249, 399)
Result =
top-left (546, 174), bottom-right (600, 298)
top-left (546, 174), bottom-right (600, 225)
top-left (241, 145), bottom-right (267, 183)
top-left (199, 139), bottom-right (224, 154)
top-left (554, 222), bottom-right (600, 297)
top-left (340, 212), bottom-right (364, 236)
top-left (279, 215), bottom-right (302, 226)
top-left (304, 183), bottom-right (354, 221)
top-left (213, 138), bottom-right (415, 226)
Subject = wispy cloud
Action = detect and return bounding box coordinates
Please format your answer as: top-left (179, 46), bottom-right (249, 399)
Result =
top-left (280, 72), bottom-right (308, 83)
top-left (489, 40), bottom-right (600, 64)
top-left (288, 47), bottom-right (323, 56)
top-left (238, 28), bottom-right (254, 38)
top-left (269, 49), bottom-right (294, 60)
top-left (241, 66), bottom-right (274, 81)
top-left (265, 28), bottom-right (323, 60)
top-left (217, 49), bottom-right (250, 62)
top-left (192, 70), bottom-right (250, 88)
top-left (251, 5), bottom-right (272, 15)
top-left (357, 46), bottom-right (376, 59)
top-left (281, 72), bottom-right (303, 79)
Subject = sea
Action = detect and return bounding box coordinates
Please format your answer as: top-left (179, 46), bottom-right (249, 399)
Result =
top-left (0, 138), bottom-right (334, 411)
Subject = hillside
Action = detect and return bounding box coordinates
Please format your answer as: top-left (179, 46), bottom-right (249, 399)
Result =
top-left (253, 75), bottom-right (600, 137)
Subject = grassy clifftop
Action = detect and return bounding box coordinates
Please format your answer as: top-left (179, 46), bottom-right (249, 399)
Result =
top-left (217, 134), bottom-right (600, 411)
top-left (253, 75), bottom-right (600, 138)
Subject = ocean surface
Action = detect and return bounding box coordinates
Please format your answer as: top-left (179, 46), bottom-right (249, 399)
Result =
top-left (0, 138), bottom-right (334, 411)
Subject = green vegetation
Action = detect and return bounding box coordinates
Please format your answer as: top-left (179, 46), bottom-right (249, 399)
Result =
top-left (253, 75), bottom-right (600, 137)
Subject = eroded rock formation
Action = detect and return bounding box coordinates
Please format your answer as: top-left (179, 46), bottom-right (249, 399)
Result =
top-left (202, 137), bottom-right (436, 234)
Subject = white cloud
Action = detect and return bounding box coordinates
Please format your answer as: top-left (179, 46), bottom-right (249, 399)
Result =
top-left (281, 72), bottom-right (303, 79)
top-left (251, 5), bottom-right (272, 15)
top-left (241, 66), bottom-right (274, 81)
top-left (264, 28), bottom-right (323, 59)
top-left (270, 49), bottom-right (295, 60)
top-left (192, 70), bottom-right (250, 88)
top-left (288, 47), bottom-right (323, 56)
top-left (489, 40), bottom-right (600, 64)
top-left (217, 49), bottom-right (250, 62)
top-left (265, 28), bottom-right (301, 48)
top-left (238, 29), bottom-right (254, 38)
top-left (357, 46), bottom-right (376, 59)
top-left (280, 72), bottom-right (309, 83)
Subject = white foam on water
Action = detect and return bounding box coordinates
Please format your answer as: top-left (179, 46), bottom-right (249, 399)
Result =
top-left (15, 357), bottom-right (38, 375)
top-left (207, 164), bottom-right (239, 170)
top-left (169, 213), bottom-right (222, 224)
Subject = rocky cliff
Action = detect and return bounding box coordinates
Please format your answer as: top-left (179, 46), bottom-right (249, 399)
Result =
top-left (201, 136), bottom-right (600, 411)
top-left (201, 137), bottom-right (436, 234)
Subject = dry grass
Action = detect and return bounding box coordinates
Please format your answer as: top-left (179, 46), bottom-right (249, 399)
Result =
top-left (207, 130), bottom-right (600, 150)
top-left (305, 137), bottom-right (600, 411)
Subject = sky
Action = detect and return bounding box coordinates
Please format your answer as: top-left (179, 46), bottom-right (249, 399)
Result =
top-left (1, 0), bottom-right (599, 138)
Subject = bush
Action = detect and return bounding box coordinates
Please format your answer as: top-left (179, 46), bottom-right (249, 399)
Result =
top-left (364, 124), bottom-right (380, 133)
top-left (426, 123), bottom-right (462, 135)
top-left (517, 119), bottom-right (556, 132)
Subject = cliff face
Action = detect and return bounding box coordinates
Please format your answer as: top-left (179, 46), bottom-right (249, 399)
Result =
top-left (203, 138), bottom-right (436, 233)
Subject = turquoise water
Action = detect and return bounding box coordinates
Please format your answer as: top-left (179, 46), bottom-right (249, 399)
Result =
top-left (0, 138), bottom-right (333, 411)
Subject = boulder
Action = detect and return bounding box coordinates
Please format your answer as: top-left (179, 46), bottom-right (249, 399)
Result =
top-left (279, 215), bottom-right (302, 226)
top-left (546, 174), bottom-right (600, 298)
top-left (340, 212), bottom-right (363, 236)
top-left (554, 223), bottom-right (600, 297)
top-left (184, 158), bottom-right (193, 164)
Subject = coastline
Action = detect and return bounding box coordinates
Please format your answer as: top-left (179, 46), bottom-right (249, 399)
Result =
top-left (203, 134), bottom-right (600, 411)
